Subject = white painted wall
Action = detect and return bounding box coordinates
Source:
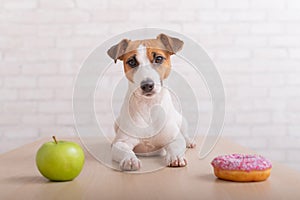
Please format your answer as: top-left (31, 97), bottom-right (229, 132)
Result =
top-left (0, 0), bottom-right (300, 170)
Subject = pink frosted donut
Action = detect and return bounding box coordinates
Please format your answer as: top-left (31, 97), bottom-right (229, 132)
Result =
top-left (211, 154), bottom-right (272, 182)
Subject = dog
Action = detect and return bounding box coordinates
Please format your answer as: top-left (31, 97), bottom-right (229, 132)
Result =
top-left (107, 33), bottom-right (196, 171)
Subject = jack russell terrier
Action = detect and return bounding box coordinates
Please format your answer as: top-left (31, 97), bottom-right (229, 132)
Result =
top-left (107, 33), bottom-right (196, 171)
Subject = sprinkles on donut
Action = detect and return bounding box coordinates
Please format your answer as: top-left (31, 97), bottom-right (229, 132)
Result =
top-left (211, 154), bottom-right (272, 182)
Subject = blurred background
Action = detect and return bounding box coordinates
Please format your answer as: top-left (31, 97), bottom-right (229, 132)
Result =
top-left (0, 0), bottom-right (300, 171)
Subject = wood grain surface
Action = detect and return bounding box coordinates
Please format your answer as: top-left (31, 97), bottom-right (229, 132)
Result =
top-left (0, 137), bottom-right (299, 200)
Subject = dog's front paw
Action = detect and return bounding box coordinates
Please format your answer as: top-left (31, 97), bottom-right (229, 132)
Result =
top-left (120, 157), bottom-right (141, 171)
top-left (166, 154), bottom-right (187, 167)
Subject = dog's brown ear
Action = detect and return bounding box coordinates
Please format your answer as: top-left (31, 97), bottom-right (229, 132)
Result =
top-left (107, 39), bottom-right (130, 63)
top-left (157, 33), bottom-right (184, 54)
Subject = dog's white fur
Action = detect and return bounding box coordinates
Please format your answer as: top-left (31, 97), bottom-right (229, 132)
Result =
top-left (111, 44), bottom-right (195, 171)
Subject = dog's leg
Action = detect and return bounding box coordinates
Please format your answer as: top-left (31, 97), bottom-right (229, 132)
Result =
top-left (180, 117), bottom-right (196, 148)
top-left (111, 140), bottom-right (141, 171)
top-left (165, 133), bottom-right (187, 167)
top-left (113, 117), bottom-right (120, 134)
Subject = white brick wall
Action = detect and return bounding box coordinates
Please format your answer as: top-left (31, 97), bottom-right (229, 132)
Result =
top-left (0, 0), bottom-right (300, 171)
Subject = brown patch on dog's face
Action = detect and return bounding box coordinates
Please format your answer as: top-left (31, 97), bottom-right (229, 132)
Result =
top-left (121, 49), bottom-right (138, 83)
top-left (107, 34), bottom-right (183, 83)
top-left (121, 39), bottom-right (173, 82)
top-left (146, 47), bottom-right (171, 80)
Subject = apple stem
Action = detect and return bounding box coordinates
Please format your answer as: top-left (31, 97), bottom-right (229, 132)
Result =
top-left (52, 136), bottom-right (58, 144)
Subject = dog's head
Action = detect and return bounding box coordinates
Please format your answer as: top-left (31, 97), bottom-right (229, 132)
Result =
top-left (107, 33), bottom-right (184, 98)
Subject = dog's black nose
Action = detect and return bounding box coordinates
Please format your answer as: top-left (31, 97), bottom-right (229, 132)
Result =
top-left (140, 79), bottom-right (154, 92)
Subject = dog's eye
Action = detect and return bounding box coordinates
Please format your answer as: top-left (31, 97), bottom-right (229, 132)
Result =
top-left (154, 56), bottom-right (164, 64)
top-left (126, 58), bottom-right (138, 68)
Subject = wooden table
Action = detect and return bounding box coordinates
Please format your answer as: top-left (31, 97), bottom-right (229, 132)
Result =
top-left (1, 137), bottom-right (300, 200)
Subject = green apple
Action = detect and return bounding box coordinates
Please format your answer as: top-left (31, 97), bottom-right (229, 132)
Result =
top-left (36, 136), bottom-right (85, 181)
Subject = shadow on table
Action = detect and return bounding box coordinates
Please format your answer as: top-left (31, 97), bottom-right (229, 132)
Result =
top-left (2, 175), bottom-right (53, 184)
top-left (197, 173), bottom-right (216, 181)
